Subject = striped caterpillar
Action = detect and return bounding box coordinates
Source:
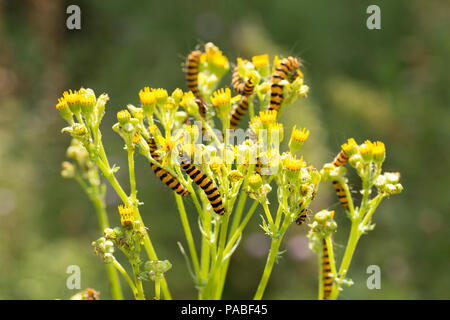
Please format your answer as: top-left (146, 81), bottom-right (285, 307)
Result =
top-left (185, 50), bottom-right (202, 99)
top-left (322, 239), bottom-right (333, 299)
top-left (178, 151), bottom-right (225, 215)
top-left (268, 56), bottom-right (300, 113)
top-left (229, 77), bottom-right (256, 130)
top-left (332, 181), bottom-right (349, 210)
top-left (147, 137), bottom-right (190, 196)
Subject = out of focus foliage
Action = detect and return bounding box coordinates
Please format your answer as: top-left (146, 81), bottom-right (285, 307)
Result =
top-left (0, 0), bottom-right (448, 299)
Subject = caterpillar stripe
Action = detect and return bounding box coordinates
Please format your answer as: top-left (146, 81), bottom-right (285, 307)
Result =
top-left (232, 66), bottom-right (245, 94)
top-left (178, 152), bottom-right (225, 215)
top-left (185, 50), bottom-right (202, 98)
top-left (148, 137), bottom-right (190, 196)
top-left (295, 208), bottom-right (308, 225)
top-left (332, 149), bottom-right (349, 167)
top-left (332, 181), bottom-right (349, 210)
top-left (229, 78), bottom-right (255, 130)
top-left (268, 56), bottom-right (300, 112)
top-left (322, 239), bottom-right (333, 300)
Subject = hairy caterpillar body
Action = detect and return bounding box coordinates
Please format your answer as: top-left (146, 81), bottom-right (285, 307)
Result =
top-left (269, 56), bottom-right (300, 112)
top-left (147, 137), bottom-right (190, 196)
top-left (332, 181), bottom-right (349, 210)
top-left (332, 149), bottom-right (349, 167)
top-left (322, 239), bottom-right (333, 299)
top-left (185, 50), bottom-right (202, 99)
top-left (232, 66), bottom-right (245, 95)
top-left (178, 152), bottom-right (225, 215)
top-left (295, 208), bottom-right (308, 225)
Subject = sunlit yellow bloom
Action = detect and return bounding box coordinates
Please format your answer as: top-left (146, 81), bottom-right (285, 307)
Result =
top-left (284, 155), bottom-right (305, 171)
top-left (201, 42), bottom-right (229, 68)
top-left (210, 88), bottom-right (231, 107)
top-left (118, 205), bottom-right (134, 230)
top-left (209, 156), bottom-right (224, 173)
top-left (139, 87), bottom-right (156, 105)
top-left (372, 141), bottom-right (386, 164)
top-left (359, 140), bottom-right (373, 161)
top-left (171, 88), bottom-right (183, 104)
top-left (79, 88), bottom-right (96, 115)
top-left (252, 54), bottom-right (269, 68)
top-left (153, 88), bottom-right (169, 105)
top-left (291, 125), bottom-right (310, 143)
top-left (63, 89), bottom-right (81, 114)
top-left (56, 97), bottom-right (69, 111)
top-left (341, 138), bottom-right (358, 156)
top-left (180, 91), bottom-right (195, 108)
top-left (259, 110), bottom-right (277, 124)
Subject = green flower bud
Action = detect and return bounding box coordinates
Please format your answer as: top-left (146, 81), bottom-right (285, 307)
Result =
top-left (61, 161), bottom-right (75, 179)
top-left (248, 173), bottom-right (263, 191)
top-left (117, 110), bottom-right (131, 125)
top-left (56, 98), bottom-right (74, 123)
top-left (103, 253), bottom-right (114, 264)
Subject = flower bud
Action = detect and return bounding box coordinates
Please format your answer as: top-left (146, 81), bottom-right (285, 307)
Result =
top-left (359, 140), bottom-right (373, 162)
top-left (63, 90), bottom-right (81, 114)
top-left (171, 88), bottom-right (184, 105)
top-left (61, 161), bottom-right (75, 179)
top-left (117, 110), bottom-right (131, 125)
top-left (372, 141), bottom-right (386, 164)
top-left (79, 88), bottom-right (96, 116)
top-left (248, 173), bottom-right (263, 191)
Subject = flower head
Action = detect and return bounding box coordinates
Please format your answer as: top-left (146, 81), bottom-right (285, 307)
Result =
top-left (372, 141), bottom-right (386, 164)
top-left (252, 54), bottom-right (269, 68)
top-left (63, 90), bottom-right (81, 114)
top-left (56, 97), bottom-right (73, 122)
top-left (139, 87), bottom-right (156, 114)
top-left (289, 125), bottom-right (309, 153)
top-left (153, 88), bottom-right (169, 106)
top-left (359, 140), bottom-right (373, 161)
top-left (341, 138), bottom-right (358, 156)
top-left (79, 88), bottom-right (96, 115)
top-left (210, 88), bottom-right (231, 108)
top-left (118, 205), bottom-right (134, 230)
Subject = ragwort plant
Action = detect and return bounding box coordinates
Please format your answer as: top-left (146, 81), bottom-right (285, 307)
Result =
top-left (56, 42), bottom-right (402, 300)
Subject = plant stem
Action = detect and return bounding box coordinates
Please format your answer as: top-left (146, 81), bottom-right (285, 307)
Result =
top-left (74, 174), bottom-right (124, 300)
top-left (253, 237), bottom-right (282, 300)
top-left (175, 194), bottom-right (201, 278)
top-left (94, 155), bottom-right (172, 299)
top-left (112, 258), bottom-right (138, 298)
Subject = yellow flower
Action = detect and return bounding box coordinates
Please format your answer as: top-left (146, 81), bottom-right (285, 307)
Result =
top-left (63, 89), bottom-right (81, 114)
top-left (139, 87), bottom-right (156, 106)
top-left (201, 42), bottom-right (229, 68)
top-left (270, 123), bottom-right (284, 142)
top-left (210, 88), bottom-right (231, 107)
top-left (289, 125), bottom-right (309, 153)
top-left (291, 125), bottom-right (310, 143)
top-left (118, 205), bottom-right (134, 230)
top-left (56, 97), bottom-right (73, 122)
top-left (341, 138), bottom-right (358, 156)
top-left (149, 124), bottom-right (158, 135)
top-left (252, 54), bottom-right (269, 68)
top-left (153, 88), bottom-right (169, 105)
top-left (359, 140), bottom-right (373, 161)
top-left (284, 155), bottom-right (305, 172)
top-left (372, 141), bottom-right (386, 164)
top-left (259, 110), bottom-right (278, 124)
top-left (209, 156), bottom-right (224, 173)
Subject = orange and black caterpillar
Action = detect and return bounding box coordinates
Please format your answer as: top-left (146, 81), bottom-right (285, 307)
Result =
top-left (322, 239), bottom-right (333, 300)
top-left (332, 149), bottom-right (349, 167)
top-left (295, 208), bottom-right (308, 225)
top-left (232, 66), bottom-right (245, 94)
top-left (147, 137), bottom-right (190, 196)
top-left (229, 78), bottom-right (256, 129)
top-left (185, 50), bottom-right (202, 99)
top-left (332, 181), bottom-right (349, 210)
top-left (268, 56), bottom-right (300, 113)
top-left (178, 151), bottom-right (225, 215)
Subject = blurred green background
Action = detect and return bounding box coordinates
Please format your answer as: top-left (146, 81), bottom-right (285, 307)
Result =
top-left (0, 0), bottom-right (449, 299)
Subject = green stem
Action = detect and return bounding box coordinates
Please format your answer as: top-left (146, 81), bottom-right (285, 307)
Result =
top-left (112, 259), bottom-right (138, 298)
top-left (253, 237), bottom-right (282, 300)
top-left (155, 279), bottom-right (161, 300)
top-left (175, 194), bottom-right (201, 278)
top-left (74, 174), bottom-right (124, 300)
top-left (94, 156), bottom-right (172, 299)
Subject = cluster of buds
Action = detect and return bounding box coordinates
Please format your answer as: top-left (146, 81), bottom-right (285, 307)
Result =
top-left (142, 260), bottom-right (172, 282)
top-left (374, 172), bottom-right (403, 196)
top-left (92, 236), bottom-right (115, 264)
top-left (247, 173), bottom-right (272, 203)
top-left (198, 42), bottom-right (230, 96)
top-left (307, 210), bottom-right (337, 253)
